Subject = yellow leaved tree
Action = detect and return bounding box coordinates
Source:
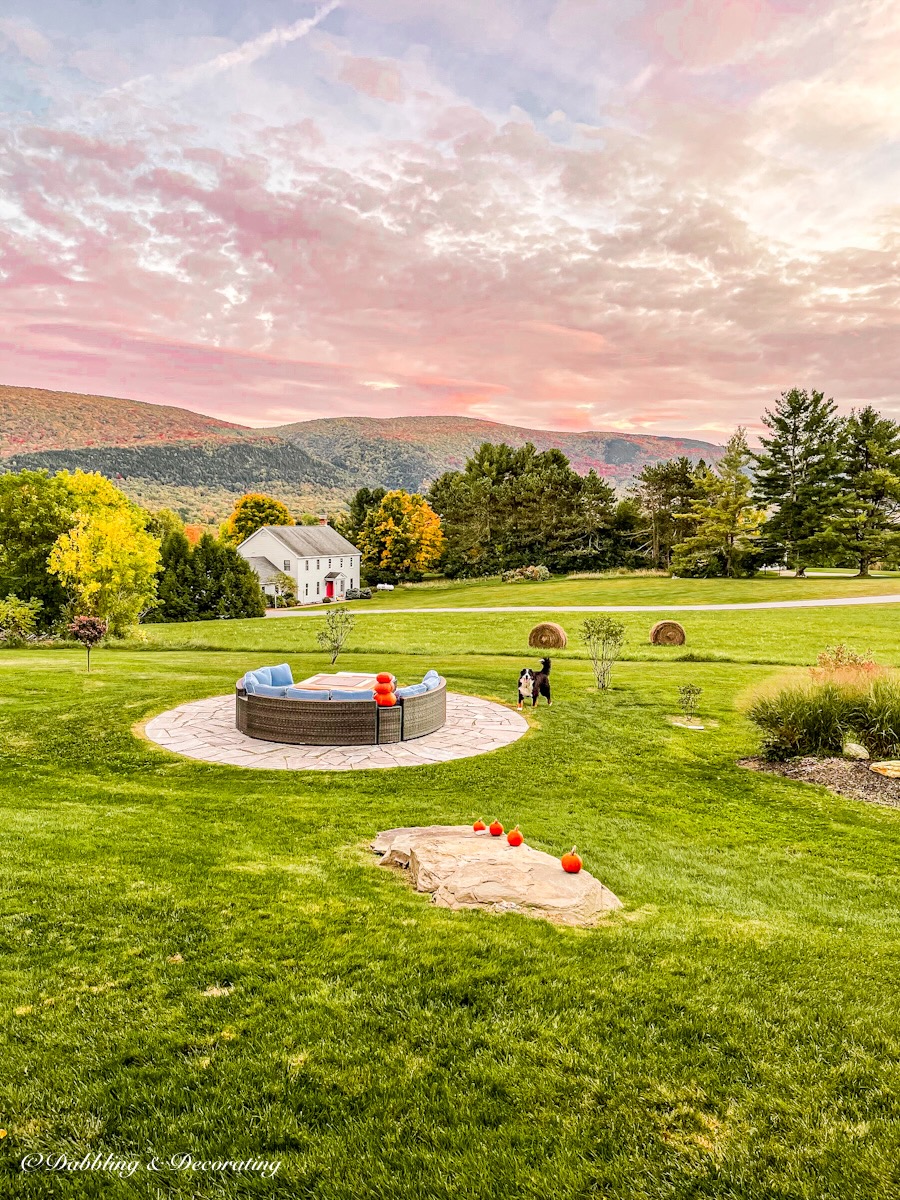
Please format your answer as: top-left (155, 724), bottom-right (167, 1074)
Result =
top-left (358, 490), bottom-right (444, 581)
top-left (49, 474), bottom-right (161, 636)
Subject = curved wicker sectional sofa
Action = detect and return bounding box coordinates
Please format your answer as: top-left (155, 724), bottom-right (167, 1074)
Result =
top-left (235, 675), bottom-right (447, 746)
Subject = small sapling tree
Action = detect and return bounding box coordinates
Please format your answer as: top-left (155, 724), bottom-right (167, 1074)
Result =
top-left (69, 615), bottom-right (108, 672)
top-left (678, 683), bottom-right (703, 724)
top-left (316, 608), bottom-right (355, 665)
top-left (580, 616), bottom-right (625, 690)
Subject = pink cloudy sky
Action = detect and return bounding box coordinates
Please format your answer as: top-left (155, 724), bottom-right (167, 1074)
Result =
top-left (1, 0), bottom-right (897, 436)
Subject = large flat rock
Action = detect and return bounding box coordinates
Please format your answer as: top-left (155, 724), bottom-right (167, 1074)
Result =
top-left (373, 826), bottom-right (622, 926)
top-left (373, 825), bottom-right (479, 867)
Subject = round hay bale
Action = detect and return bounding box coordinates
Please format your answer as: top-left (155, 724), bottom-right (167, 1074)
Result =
top-left (529, 622), bottom-right (568, 650)
top-left (649, 620), bottom-right (686, 646)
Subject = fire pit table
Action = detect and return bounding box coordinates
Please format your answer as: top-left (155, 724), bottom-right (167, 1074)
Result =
top-left (235, 665), bottom-right (447, 746)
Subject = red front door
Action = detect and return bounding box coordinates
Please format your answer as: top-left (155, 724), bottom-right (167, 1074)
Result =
top-left (325, 581), bottom-right (334, 598)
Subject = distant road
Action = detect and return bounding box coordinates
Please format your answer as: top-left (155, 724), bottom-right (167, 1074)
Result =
top-left (266, 594), bottom-right (900, 617)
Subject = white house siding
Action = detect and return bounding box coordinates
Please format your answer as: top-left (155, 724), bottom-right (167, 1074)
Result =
top-left (237, 526), bottom-right (362, 606)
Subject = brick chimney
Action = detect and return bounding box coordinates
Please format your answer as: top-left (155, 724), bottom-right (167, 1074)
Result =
top-left (318, 515), bottom-right (328, 525)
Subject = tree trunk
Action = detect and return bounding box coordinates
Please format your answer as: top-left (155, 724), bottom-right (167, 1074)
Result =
top-left (86, 646), bottom-right (91, 673)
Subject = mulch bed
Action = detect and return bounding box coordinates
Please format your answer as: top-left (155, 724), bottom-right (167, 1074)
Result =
top-left (740, 756), bottom-right (900, 811)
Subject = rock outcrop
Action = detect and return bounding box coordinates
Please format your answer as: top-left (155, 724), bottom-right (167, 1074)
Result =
top-left (372, 826), bottom-right (622, 926)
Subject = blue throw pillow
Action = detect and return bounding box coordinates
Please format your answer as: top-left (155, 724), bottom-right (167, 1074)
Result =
top-left (252, 683), bottom-right (289, 698)
top-left (423, 669), bottom-right (439, 680)
top-left (284, 687), bottom-right (329, 701)
top-left (422, 675), bottom-right (441, 692)
top-left (269, 663), bottom-right (293, 687)
top-left (250, 667), bottom-right (273, 687)
top-left (396, 683), bottom-right (428, 699)
top-left (330, 689), bottom-right (375, 702)
top-left (240, 674), bottom-right (256, 694)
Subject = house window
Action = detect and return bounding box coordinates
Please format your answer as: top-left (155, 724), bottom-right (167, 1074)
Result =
top-left (305, 583), bottom-right (308, 597)
top-left (340, 558), bottom-right (343, 568)
top-left (283, 560), bottom-right (290, 571)
top-left (328, 558), bottom-right (332, 568)
top-left (316, 582), bottom-right (320, 595)
top-left (305, 560), bottom-right (309, 571)
top-left (316, 559), bottom-right (320, 570)
top-left (350, 578), bottom-right (354, 589)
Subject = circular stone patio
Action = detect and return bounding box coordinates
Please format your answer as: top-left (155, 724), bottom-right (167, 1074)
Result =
top-left (142, 692), bottom-right (529, 771)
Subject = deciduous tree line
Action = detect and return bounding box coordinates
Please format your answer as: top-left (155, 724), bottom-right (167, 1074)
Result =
top-left (0, 470), bottom-right (265, 638)
top-left (341, 390), bottom-right (900, 582)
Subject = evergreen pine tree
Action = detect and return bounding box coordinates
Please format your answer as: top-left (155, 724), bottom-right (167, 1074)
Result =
top-left (673, 429), bottom-right (764, 578)
top-left (836, 407), bottom-right (900, 576)
top-left (148, 530), bottom-right (197, 622)
top-left (752, 388), bottom-right (842, 575)
top-left (191, 534), bottom-right (224, 619)
top-left (220, 546), bottom-right (267, 618)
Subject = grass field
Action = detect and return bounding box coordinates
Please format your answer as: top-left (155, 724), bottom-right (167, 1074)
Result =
top-left (2, 579), bottom-right (900, 1198)
top-left (342, 572), bottom-right (900, 611)
top-left (137, 603), bottom-right (900, 667)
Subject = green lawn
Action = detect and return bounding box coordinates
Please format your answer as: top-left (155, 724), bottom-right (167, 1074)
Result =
top-left (3, 595), bottom-right (900, 1197)
top-left (342, 572), bottom-right (900, 610)
top-left (137, 604), bottom-right (900, 667)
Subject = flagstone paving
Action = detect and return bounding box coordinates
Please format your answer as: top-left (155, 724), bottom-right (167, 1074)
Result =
top-left (143, 692), bottom-right (529, 771)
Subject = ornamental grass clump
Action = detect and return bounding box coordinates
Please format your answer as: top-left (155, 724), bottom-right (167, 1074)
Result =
top-left (853, 676), bottom-right (900, 760)
top-left (748, 662), bottom-right (900, 761)
top-left (748, 680), bottom-right (852, 760)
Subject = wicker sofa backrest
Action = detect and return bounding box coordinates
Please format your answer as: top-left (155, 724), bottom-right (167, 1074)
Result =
top-left (398, 678), bottom-right (446, 740)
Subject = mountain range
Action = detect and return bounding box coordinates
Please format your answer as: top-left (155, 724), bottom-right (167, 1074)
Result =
top-left (0, 384), bottom-right (723, 522)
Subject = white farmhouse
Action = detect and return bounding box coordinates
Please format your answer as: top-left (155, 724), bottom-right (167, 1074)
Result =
top-left (237, 523), bottom-right (363, 605)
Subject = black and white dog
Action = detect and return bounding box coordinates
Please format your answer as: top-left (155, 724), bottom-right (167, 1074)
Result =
top-left (518, 657), bottom-right (552, 709)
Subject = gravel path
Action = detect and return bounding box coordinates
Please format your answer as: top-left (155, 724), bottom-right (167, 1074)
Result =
top-left (266, 594), bottom-right (900, 617)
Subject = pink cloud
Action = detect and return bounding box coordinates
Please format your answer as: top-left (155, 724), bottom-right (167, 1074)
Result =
top-left (338, 55), bottom-right (406, 103)
top-left (0, 0), bottom-right (897, 440)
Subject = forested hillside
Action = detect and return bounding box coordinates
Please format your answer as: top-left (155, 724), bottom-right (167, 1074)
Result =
top-left (1, 385), bottom-right (722, 520)
top-left (4, 440), bottom-right (349, 489)
top-left (274, 415), bottom-right (721, 490)
top-left (0, 385), bottom-right (245, 455)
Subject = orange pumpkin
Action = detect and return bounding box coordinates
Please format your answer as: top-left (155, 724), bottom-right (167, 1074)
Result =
top-left (507, 825), bottom-right (523, 847)
top-left (489, 819), bottom-right (503, 837)
top-left (376, 692), bottom-right (397, 707)
top-left (472, 819), bottom-right (486, 832)
top-left (374, 681), bottom-right (394, 695)
top-left (561, 846), bottom-right (582, 874)
top-left (376, 672), bottom-right (394, 684)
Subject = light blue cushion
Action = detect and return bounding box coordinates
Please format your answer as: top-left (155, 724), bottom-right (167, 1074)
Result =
top-left (330, 688), bottom-right (375, 702)
top-left (269, 663), bottom-right (293, 687)
top-left (397, 683), bottom-right (428, 699)
top-left (284, 687), bottom-right (330, 701)
top-left (240, 674), bottom-right (255, 693)
top-left (422, 675), bottom-right (441, 692)
top-left (252, 683), bottom-right (289, 698)
top-left (423, 669), bottom-right (439, 680)
top-left (250, 667), bottom-right (273, 687)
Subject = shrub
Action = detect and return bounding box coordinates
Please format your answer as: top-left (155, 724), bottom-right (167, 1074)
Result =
top-left (580, 617), bottom-right (625, 691)
top-left (811, 643), bottom-right (878, 679)
top-left (501, 565), bottom-right (550, 583)
top-left (0, 595), bottom-right (43, 647)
